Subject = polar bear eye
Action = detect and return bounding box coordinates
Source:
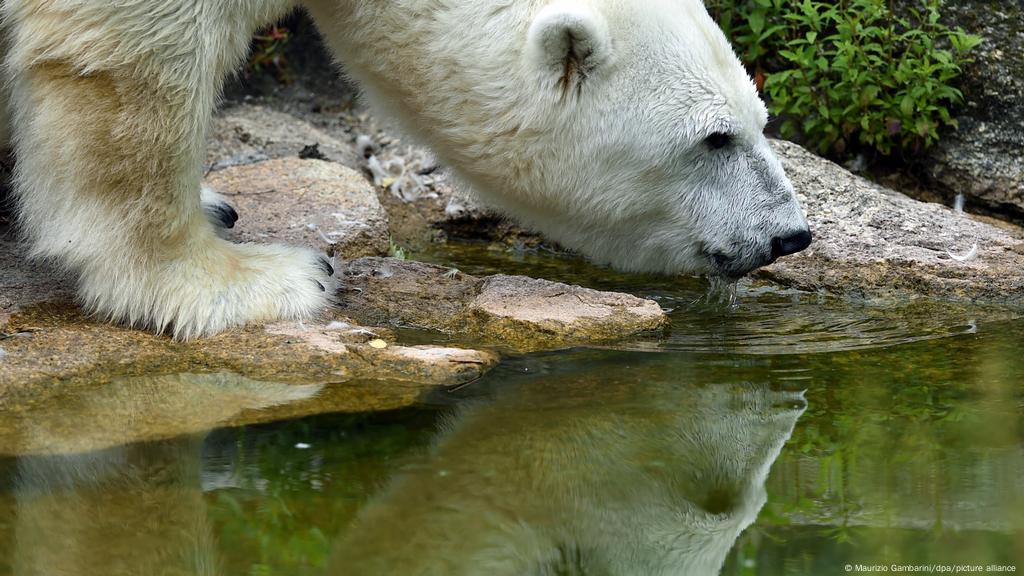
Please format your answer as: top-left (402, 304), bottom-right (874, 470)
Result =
top-left (704, 132), bottom-right (733, 150)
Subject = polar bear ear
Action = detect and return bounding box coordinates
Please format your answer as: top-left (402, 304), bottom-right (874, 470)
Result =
top-left (526, 2), bottom-right (612, 99)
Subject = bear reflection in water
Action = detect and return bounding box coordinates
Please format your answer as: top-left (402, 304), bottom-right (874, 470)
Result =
top-left (5, 367), bottom-right (804, 576)
top-left (12, 438), bottom-right (218, 576)
top-left (329, 364), bottom-right (806, 576)
top-left (7, 373), bottom-right (322, 576)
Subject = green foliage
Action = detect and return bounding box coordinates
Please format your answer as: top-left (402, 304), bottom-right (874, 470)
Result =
top-left (707, 0), bottom-right (983, 156)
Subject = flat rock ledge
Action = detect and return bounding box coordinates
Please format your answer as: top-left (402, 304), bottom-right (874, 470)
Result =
top-left (0, 304), bottom-right (497, 413)
top-left (338, 258), bottom-right (669, 351)
top-left (760, 140), bottom-right (1024, 303)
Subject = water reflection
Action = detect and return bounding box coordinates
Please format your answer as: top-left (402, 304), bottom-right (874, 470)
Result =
top-left (0, 372), bottom-right (322, 456)
top-left (1, 373), bottom-right (324, 576)
top-left (329, 365), bottom-right (805, 575)
top-left (0, 363), bottom-right (805, 576)
top-left (5, 334), bottom-right (1016, 575)
top-left (12, 437), bottom-right (217, 576)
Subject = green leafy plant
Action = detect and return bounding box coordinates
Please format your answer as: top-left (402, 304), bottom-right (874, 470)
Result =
top-left (707, 0), bottom-right (982, 157)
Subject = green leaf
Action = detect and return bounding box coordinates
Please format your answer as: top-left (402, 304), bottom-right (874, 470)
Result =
top-left (748, 10), bottom-right (766, 35)
top-left (900, 95), bottom-right (916, 117)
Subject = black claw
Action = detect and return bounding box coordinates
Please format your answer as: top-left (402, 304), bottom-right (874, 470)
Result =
top-left (316, 280), bottom-right (326, 292)
top-left (318, 257), bottom-right (335, 277)
top-left (207, 202), bottom-right (239, 229)
top-left (224, 203), bottom-right (239, 225)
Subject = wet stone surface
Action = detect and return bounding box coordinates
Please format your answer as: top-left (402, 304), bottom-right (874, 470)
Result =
top-left (760, 140), bottom-right (1024, 303)
top-left (338, 257), bottom-right (670, 351)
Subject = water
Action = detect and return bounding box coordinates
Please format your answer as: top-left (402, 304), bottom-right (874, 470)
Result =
top-left (0, 241), bottom-right (1021, 575)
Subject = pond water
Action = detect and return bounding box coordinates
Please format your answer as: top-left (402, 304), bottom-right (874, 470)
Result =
top-left (0, 242), bottom-right (1021, 575)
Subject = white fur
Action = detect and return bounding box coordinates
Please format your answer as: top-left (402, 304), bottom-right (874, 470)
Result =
top-left (1, 0), bottom-right (807, 338)
top-left (305, 0), bottom-right (809, 276)
top-left (526, 2), bottom-right (612, 74)
top-left (1, 0), bottom-right (334, 339)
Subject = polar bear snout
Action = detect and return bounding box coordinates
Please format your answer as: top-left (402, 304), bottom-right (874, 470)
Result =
top-left (700, 143), bottom-right (812, 277)
top-left (703, 225), bottom-right (811, 278)
top-left (770, 228), bottom-right (813, 261)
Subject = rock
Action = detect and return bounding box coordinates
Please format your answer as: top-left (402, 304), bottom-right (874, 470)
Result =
top-left (898, 0), bottom-right (1024, 217)
top-left (338, 257), bottom-right (669, 350)
top-left (208, 103), bottom-right (361, 171)
top-left (0, 304), bottom-right (497, 414)
top-left (204, 157), bottom-right (390, 259)
top-left (0, 237), bottom-right (75, 319)
top-left (761, 140), bottom-right (1024, 302)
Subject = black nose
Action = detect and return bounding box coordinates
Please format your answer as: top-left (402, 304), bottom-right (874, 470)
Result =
top-left (771, 229), bottom-right (813, 260)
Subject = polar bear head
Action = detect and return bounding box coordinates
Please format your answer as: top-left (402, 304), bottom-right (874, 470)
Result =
top-left (313, 0), bottom-right (811, 277)
top-left (508, 0), bottom-right (811, 277)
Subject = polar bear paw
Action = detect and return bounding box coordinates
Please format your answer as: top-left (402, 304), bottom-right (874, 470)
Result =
top-left (78, 238), bottom-right (337, 340)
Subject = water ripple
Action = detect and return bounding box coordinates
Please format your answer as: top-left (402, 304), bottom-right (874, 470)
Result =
top-left (643, 286), bottom-right (1009, 355)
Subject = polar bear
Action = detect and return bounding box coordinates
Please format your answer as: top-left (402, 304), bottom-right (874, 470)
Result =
top-left (1, 0), bottom-right (810, 338)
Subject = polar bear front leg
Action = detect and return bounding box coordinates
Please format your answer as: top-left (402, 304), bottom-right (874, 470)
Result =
top-left (5, 4), bottom-right (333, 339)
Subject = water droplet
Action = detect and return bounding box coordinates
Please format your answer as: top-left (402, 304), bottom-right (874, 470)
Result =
top-left (704, 276), bottom-right (740, 310)
top-left (953, 193), bottom-right (965, 214)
